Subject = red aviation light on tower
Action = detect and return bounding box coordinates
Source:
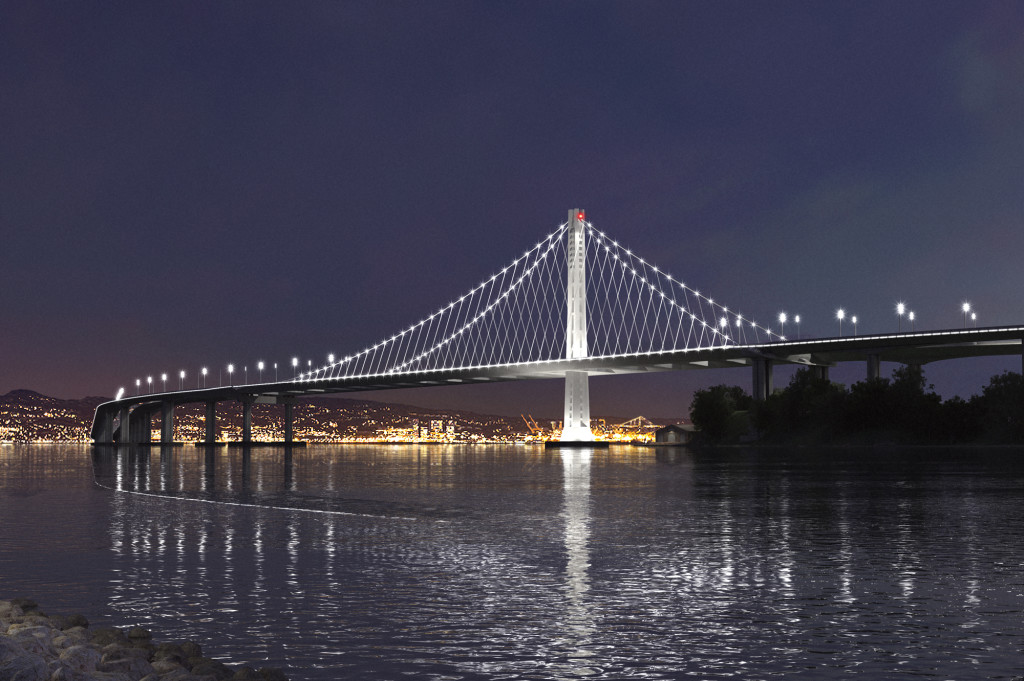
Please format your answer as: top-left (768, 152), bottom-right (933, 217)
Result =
top-left (576, 210), bottom-right (585, 222)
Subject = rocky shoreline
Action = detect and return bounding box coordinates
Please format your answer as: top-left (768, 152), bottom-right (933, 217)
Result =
top-left (0, 598), bottom-right (288, 681)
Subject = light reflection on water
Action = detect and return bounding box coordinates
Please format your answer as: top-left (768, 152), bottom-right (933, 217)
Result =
top-left (0, 444), bottom-right (1023, 679)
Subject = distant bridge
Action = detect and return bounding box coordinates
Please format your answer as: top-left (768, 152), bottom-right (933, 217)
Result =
top-left (92, 209), bottom-right (1024, 445)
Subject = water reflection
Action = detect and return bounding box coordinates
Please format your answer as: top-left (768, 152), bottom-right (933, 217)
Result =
top-left (558, 448), bottom-right (596, 675)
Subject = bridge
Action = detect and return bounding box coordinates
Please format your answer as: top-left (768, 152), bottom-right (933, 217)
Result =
top-left (92, 209), bottom-right (1024, 445)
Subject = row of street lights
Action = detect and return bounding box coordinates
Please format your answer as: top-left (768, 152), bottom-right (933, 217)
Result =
top-left (780, 302), bottom-right (979, 339)
top-left (129, 352), bottom-right (346, 396)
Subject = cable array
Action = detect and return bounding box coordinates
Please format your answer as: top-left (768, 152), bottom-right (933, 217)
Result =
top-left (301, 219), bottom-right (779, 382)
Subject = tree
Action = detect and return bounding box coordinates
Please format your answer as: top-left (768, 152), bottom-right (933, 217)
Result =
top-left (974, 371), bottom-right (1024, 443)
top-left (690, 384), bottom-right (752, 444)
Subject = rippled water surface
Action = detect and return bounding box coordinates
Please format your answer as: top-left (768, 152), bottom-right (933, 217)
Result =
top-left (1, 443), bottom-right (1023, 679)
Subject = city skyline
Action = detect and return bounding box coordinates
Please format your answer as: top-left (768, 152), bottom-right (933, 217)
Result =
top-left (3, 2), bottom-right (1023, 416)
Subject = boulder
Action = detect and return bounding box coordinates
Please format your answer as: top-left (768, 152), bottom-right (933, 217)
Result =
top-left (8, 626), bottom-right (56, 657)
top-left (96, 654), bottom-right (154, 678)
top-left (188, 658), bottom-right (232, 681)
top-left (178, 642), bottom-right (202, 661)
top-left (258, 669), bottom-right (288, 681)
top-left (58, 646), bottom-right (101, 673)
top-left (229, 667), bottom-right (261, 681)
top-left (48, 666), bottom-right (95, 681)
top-left (87, 629), bottom-right (126, 648)
top-left (0, 651), bottom-right (48, 681)
top-left (10, 598), bottom-right (39, 613)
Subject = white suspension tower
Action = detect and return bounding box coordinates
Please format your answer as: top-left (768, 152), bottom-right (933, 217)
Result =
top-left (561, 208), bottom-right (594, 442)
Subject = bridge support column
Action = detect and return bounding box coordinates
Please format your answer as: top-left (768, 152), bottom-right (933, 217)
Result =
top-left (118, 406), bottom-right (131, 444)
top-left (562, 370), bottom-right (593, 441)
top-left (560, 208), bottom-right (594, 443)
top-left (96, 410), bottom-right (114, 444)
top-left (812, 365), bottom-right (830, 382)
top-left (242, 398), bottom-right (253, 444)
top-left (867, 353), bottom-right (881, 381)
top-left (752, 359), bottom-right (773, 401)
top-left (130, 409), bottom-right (152, 444)
top-left (161, 402), bottom-right (174, 444)
top-left (205, 401), bottom-right (217, 444)
top-left (282, 397), bottom-right (295, 444)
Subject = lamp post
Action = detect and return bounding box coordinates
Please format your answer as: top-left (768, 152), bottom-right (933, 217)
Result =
top-left (778, 312), bottom-right (787, 339)
top-left (228, 364), bottom-right (234, 386)
top-left (244, 365), bottom-right (248, 384)
top-left (201, 367), bottom-right (207, 389)
top-left (258, 361), bottom-right (264, 383)
top-left (794, 315), bottom-right (801, 339)
top-left (292, 357), bottom-right (298, 379)
top-left (852, 315), bottom-right (858, 336)
top-left (328, 353), bottom-right (335, 364)
top-left (896, 302), bottom-right (905, 333)
top-left (274, 363), bottom-right (278, 382)
top-left (147, 376), bottom-right (152, 393)
top-left (962, 302), bottom-right (971, 328)
top-left (836, 309), bottom-right (845, 336)
top-left (136, 378), bottom-right (140, 396)
top-left (179, 370), bottom-right (185, 390)
top-left (909, 311), bottom-right (915, 332)
top-left (972, 311), bottom-right (977, 328)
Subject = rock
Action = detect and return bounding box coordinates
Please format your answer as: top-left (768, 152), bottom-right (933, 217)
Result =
top-left (150, 658), bottom-right (184, 675)
top-left (178, 642), bottom-right (202, 661)
top-left (10, 598), bottom-right (39, 613)
top-left (188, 658), bottom-right (232, 681)
top-left (0, 650), bottom-right (48, 681)
top-left (58, 646), bottom-right (101, 673)
top-left (258, 669), bottom-right (288, 681)
top-left (96, 654), bottom-right (154, 678)
top-left (8, 625), bottom-right (56, 657)
top-left (88, 629), bottom-right (126, 648)
top-left (152, 643), bottom-right (185, 664)
top-left (48, 666), bottom-right (95, 681)
top-left (229, 667), bottom-right (261, 681)
top-left (124, 627), bottom-right (150, 642)
top-left (64, 616), bottom-right (88, 631)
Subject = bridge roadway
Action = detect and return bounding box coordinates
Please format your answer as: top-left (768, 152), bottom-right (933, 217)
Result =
top-left (91, 325), bottom-right (1024, 444)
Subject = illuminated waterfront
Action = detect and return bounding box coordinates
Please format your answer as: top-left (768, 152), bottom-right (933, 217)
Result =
top-left (1, 443), bottom-right (1023, 680)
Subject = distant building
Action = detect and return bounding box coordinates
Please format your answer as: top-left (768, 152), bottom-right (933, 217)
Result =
top-left (654, 424), bottom-right (693, 445)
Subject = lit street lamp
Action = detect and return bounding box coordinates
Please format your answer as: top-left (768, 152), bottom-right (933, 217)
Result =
top-left (896, 302), bottom-right (905, 333)
top-left (136, 378), bottom-right (140, 396)
top-left (258, 361), bottom-right (264, 383)
top-left (972, 311), bottom-right (977, 328)
top-left (328, 353), bottom-right (335, 364)
top-left (909, 311), bottom-right (915, 332)
top-left (852, 315), bottom-right (858, 336)
top-left (274, 363), bottom-right (278, 382)
top-left (836, 309), bottom-right (845, 336)
top-left (794, 315), bottom-right (801, 339)
top-left (244, 365), bottom-right (248, 384)
top-left (962, 302), bottom-right (971, 328)
top-left (228, 364), bottom-right (234, 386)
top-left (179, 370), bottom-right (185, 390)
top-left (147, 376), bottom-right (152, 393)
top-left (201, 367), bottom-right (207, 389)
top-left (778, 312), bottom-right (787, 338)
top-left (292, 357), bottom-right (299, 379)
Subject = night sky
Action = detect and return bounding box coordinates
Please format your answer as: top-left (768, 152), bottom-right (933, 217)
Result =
top-left (3, 1), bottom-right (1023, 419)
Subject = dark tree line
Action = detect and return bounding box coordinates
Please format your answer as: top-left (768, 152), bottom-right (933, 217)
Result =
top-left (689, 367), bottom-right (1024, 445)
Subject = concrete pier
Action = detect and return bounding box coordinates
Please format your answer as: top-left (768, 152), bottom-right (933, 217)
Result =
top-left (204, 401), bottom-right (217, 444)
top-left (161, 402), bottom-right (174, 444)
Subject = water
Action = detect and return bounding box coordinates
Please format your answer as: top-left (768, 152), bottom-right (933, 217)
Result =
top-left (1, 443), bottom-right (1023, 680)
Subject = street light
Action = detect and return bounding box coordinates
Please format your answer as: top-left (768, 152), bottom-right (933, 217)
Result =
top-left (328, 353), bottom-right (335, 364)
top-left (971, 311), bottom-right (977, 328)
top-left (258, 361), bottom-right (264, 383)
top-left (909, 311), bottom-right (915, 332)
top-left (201, 367), bottom-right (207, 389)
top-left (179, 370), bottom-right (185, 390)
top-left (794, 315), bottom-right (801, 339)
top-left (228, 363), bottom-right (234, 386)
top-left (244, 365), bottom-right (248, 384)
top-left (852, 315), bottom-right (858, 336)
top-left (147, 376), bottom-right (152, 393)
top-left (962, 302), bottom-right (971, 328)
top-left (136, 378), bottom-right (140, 396)
top-left (778, 312), bottom-right (787, 338)
top-left (836, 308), bottom-right (845, 336)
top-left (292, 357), bottom-right (299, 379)
top-left (896, 302), bottom-right (905, 333)
top-left (274, 363), bottom-right (278, 382)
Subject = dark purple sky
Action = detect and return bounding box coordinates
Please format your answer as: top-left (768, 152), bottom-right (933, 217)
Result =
top-left (3, 1), bottom-right (1023, 419)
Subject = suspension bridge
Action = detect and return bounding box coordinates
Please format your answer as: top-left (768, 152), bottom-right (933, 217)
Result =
top-left (92, 209), bottom-right (1024, 445)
